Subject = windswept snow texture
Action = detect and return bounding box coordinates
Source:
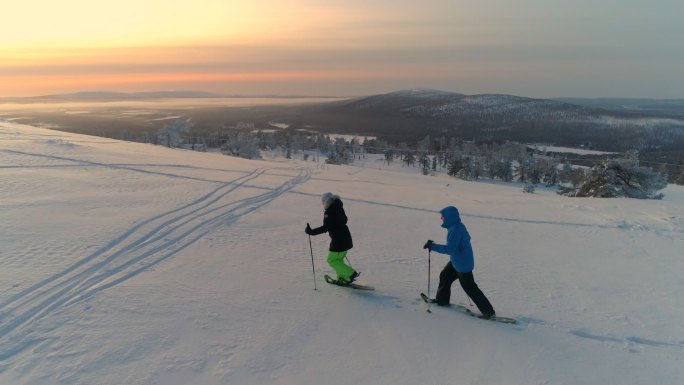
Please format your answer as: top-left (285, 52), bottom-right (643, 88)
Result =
top-left (1, 122), bottom-right (683, 385)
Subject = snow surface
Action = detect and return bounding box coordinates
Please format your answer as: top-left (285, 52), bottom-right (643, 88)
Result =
top-left (1, 122), bottom-right (683, 385)
top-left (527, 144), bottom-right (616, 155)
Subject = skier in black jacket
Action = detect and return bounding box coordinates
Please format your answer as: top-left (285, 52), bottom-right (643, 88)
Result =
top-left (306, 192), bottom-right (359, 283)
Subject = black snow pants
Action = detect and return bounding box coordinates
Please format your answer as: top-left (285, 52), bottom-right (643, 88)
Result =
top-left (435, 261), bottom-right (495, 316)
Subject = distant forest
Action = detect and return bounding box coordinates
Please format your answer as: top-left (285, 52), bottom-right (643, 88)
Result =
top-left (4, 90), bottom-right (684, 185)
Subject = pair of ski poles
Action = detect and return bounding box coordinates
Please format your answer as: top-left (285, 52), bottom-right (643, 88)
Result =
top-left (307, 231), bottom-right (429, 302)
top-left (308, 237), bottom-right (467, 313)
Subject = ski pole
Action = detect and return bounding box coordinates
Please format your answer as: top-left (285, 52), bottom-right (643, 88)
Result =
top-left (345, 256), bottom-right (354, 269)
top-left (307, 223), bottom-right (317, 290)
top-left (427, 249), bottom-right (432, 313)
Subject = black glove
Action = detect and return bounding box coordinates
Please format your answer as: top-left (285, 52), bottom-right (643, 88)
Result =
top-left (305, 223), bottom-right (312, 235)
top-left (423, 240), bottom-right (434, 250)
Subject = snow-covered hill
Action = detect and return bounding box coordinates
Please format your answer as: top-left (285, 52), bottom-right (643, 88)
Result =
top-left (308, 89), bottom-right (684, 151)
top-left (1, 122), bottom-right (683, 385)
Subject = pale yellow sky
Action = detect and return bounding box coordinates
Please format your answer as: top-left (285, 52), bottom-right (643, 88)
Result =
top-left (2, 0), bottom-right (683, 98)
top-left (4, 1), bottom-right (318, 48)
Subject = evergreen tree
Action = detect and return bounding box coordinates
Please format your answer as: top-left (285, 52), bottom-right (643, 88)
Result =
top-left (488, 158), bottom-right (514, 182)
top-left (538, 157), bottom-right (560, 186)
top-left (419, 152), bottom-right (430, 175)
top-left (674, 167), bottom-right (684, 185)
top-left (403, 152), bottom-right (416, 167)
top-left (447, 156), bottom-right (464, 177)
top-left (326, 138), bottom-right (352, 165)
top-left (457, 157), bottom-right (482, 181)
top-left (560, 158), bottom-right (666, 199)
top-left (384, 149), bottom-right (395, 166)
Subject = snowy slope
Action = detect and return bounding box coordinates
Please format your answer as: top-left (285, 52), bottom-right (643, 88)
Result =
top-left (1, 122), bottom-right (683, 385)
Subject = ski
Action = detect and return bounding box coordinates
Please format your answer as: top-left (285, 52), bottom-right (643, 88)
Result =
top-left (324, 274), bottom-right (374, 291)
top-left (420, 293), bottom-right (517, 324)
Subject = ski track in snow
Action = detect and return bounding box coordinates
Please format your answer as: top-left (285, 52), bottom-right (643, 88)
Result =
top-left (5, 147), bottom-right (680, 236)
top-left (0, 153), bottom-right (311, 361)
top-left (1, 149), bottom-right (244, 185)
top-left (2, 125), bottom-right (683, 384)
top-left (569, 329), bottom-right (684, 351)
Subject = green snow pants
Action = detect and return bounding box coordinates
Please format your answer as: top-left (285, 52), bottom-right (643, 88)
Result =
top-left (327, 251), bottom-right (356, 281)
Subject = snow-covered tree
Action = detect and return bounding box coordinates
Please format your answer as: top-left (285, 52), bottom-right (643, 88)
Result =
top-left (447, 156), bottom-right (467, 177)
top-left (487, 158), bottom-right (514, 182)
top-left (559, 158), bottom-right (666, 199)
top-left (403, 152), bottom-right (416, 167)
top-left (457, 157), bottom-right (482, 181)
top-left (384, 149), bottom-right (395, 166)
top-left (674, 167), bottom-right (684, 185)
top-left (419, 152), bottom-right (430, 175)
top-left (559, 162), bottom-right (586, 187)
top-left (221, 132), bottom-right (261, 159)
top-left (522, 157), bottom-right (542, 184)
top-left (140, 131), bottom-right (157, 145)
top-left (157, 120), bottom-right (193, 148)
top-left (326, 137), bottom-right (352, 165)
top-left (538, 157), bottom-right (560, 186)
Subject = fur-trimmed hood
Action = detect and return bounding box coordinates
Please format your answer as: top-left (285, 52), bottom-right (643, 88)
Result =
top-left (308, 192), bottom-right (352, 252)
top-left (323, 193), bottom-right (341, 209)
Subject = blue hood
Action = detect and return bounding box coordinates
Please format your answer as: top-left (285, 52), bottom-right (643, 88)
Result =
top-left (440, 206), bottom-right (461, 228)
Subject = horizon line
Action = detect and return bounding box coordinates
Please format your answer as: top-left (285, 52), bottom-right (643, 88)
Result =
top-left (3, 89), bottom-right (683, 101)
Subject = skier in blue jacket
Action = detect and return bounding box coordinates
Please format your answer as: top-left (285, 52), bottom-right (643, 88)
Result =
top-left (423, 206), bottom-right (495, 319)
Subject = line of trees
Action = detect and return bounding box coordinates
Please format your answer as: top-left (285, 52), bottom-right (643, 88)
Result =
top-left (129, 121), bottom-right (677, 197)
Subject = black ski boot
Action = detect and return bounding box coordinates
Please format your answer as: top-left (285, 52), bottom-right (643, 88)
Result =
top-left (478, 312), bottom-right (496, 320)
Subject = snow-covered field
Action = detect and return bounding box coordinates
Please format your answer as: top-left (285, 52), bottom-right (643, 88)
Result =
top-left (527, 144), bottom-right (616, 155)
top-left (1, 122), bottom-right (683, 385)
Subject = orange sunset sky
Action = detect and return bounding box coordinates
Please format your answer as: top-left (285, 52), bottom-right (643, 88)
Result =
top-left (2, 0), bottom-right (683, 98)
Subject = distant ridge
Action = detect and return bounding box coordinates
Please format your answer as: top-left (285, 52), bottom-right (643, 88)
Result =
top-left (553, 97), bottom-right (684, 118)
top-left (294, 89), bottom-right (684, 152)
top-left (381, 89), bottom-right (464, 97)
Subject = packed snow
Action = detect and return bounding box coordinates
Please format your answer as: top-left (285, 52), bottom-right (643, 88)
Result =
top-left (1, 122), bottom-right (683, 385)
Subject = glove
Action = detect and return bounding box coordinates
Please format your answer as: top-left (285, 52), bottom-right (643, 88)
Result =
top-left (305, 223), bottom-right (312, 235)
top-left (423, 240), bottom-right (434, 250)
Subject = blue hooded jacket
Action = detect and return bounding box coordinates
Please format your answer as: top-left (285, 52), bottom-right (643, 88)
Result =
top-left (430, 206), bottom-right (474, 273)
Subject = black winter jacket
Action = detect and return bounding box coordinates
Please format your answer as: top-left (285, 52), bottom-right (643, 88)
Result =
top-left (309, 198), bottom-right (353, 252)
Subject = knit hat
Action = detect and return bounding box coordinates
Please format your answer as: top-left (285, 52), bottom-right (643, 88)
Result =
top-left (321, 192), bottom-right (334, 205)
